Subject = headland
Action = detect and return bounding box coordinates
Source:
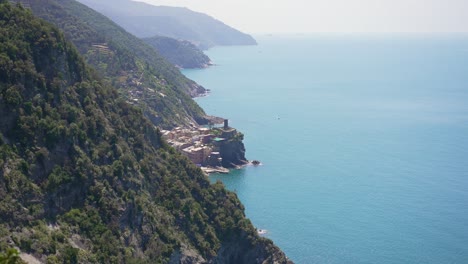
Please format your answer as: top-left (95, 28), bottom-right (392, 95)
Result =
top-left (161, 119), bottom-right (249, 174)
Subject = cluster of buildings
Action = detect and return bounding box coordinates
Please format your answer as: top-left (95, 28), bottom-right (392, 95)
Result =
top-left (161, 124), bottom-right (230, 167)
top-left (128, 89), bottom-right (143, 102)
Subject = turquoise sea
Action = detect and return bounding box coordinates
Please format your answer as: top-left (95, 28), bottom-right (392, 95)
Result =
top-left (182, 34), bottom-right (468, 263)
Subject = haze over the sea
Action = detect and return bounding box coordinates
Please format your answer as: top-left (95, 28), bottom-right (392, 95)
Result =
top-left (139, 0), bottom-right (468, 34)
top-left (148, 0), bottom-right (468, 262)
top-left (183, 34), bottom-right (468, 263)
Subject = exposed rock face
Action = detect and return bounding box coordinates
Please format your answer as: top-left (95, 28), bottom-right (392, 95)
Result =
top-left (169, 245), bottom-right (206, 264)
top-left (213, 231), bottom-right (293, 264)
top-left (169, 233), bottom-right (293, 264)
top-left (218, 132), bottom-right (249, 168)
top-left (189, 82), bottom-right (210, 98)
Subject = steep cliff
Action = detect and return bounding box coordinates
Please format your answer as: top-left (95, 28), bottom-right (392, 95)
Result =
top-left (219, 132), bottom-right (249, 168)
top-left (0, 3), bottom-right (291, 263)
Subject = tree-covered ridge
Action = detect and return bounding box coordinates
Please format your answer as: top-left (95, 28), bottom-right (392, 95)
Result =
top-left (76, 0), bottom-right (257, 50)
top-left (0, 3), bottom-right (291, 263)
top-left (144, 36), bottom-right (212, 69)
top-left (11, 0), bottom-right (209, 129)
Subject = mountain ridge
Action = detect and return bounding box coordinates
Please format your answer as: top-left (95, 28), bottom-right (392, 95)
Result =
top-left (13, 0), bottom-right (211, 129)
top-left (76, 0), bottom-right (257, 49)
top-left (0, 2), bottom-right (292, 263)
top-left (143, 35), bottom-right (213, 69)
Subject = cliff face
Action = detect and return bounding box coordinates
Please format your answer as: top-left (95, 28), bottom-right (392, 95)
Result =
top-left (213, 231), bottom-right (293, 264)
top-left (219, 138), bottom-right (248, 168)
top-left (168, 231), bottom-right (293, 264)
top-left (0, 3), bottom-right (291, 263)
top-left (218, 129), bottom-right (248, 168)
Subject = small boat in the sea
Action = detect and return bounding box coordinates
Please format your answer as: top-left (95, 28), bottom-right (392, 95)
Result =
top-left (257, 229), bottom-right (267, 235)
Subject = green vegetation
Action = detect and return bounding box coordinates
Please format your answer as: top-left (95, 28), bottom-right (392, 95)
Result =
top-left (144, 36), bottom-right (212, 69)
top-left (0, 248), bottom-right (25, 264)
top-left (76, 0), bottom-right (257, 49)
top-left (12, 0), bottom-right (209, 128)
top-left (0, 3), bottom-right (289, 263)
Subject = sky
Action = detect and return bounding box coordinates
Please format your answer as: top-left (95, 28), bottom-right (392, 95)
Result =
top-left (137, 0), bottom-right (468, 34)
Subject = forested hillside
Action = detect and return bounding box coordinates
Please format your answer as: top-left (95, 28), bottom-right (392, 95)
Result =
top-left (12, 0), bottom-right (210, 129)
top-left (0, 2), bottom-right (291, 263)
top-left (76, 0), bottom-right (257, 50)
top-left (144, 36), bottom-right (212, 69)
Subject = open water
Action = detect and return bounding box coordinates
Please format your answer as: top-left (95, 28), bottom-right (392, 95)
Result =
top-left (182, 34), bottom-right (468, 263)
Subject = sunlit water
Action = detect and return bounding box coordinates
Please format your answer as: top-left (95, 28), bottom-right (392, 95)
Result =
top-left (182, 34), bottom-right (468, 263)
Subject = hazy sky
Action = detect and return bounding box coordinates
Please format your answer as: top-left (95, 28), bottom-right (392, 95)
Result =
top-left (137, 0), bottom-right (468, 34)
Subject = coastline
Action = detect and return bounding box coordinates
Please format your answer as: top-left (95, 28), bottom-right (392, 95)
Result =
top-left (161, 123), bottom-right (250, 174)
top-left (201, 160), bottom-right (261, 175)
top-left (181, 36), bottom-right (468, 263)
top-left (180, 74), bottom-right (253, 175)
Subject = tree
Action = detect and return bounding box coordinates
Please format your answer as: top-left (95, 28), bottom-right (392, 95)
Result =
top-left (0, 248), bottom-right (25, 264)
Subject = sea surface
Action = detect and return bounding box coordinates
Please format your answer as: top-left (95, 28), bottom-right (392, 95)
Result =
top-left (182, 34), bottom-right (468, 264)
